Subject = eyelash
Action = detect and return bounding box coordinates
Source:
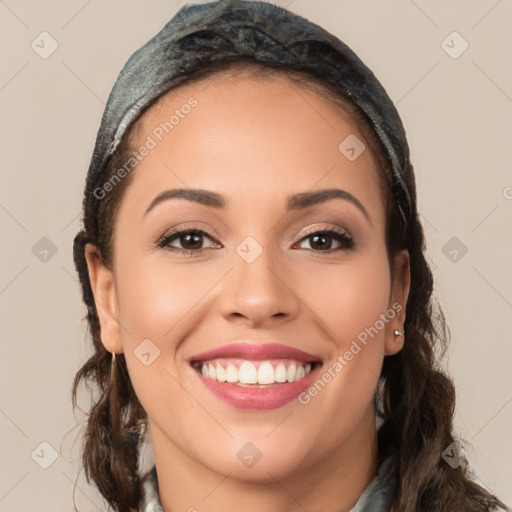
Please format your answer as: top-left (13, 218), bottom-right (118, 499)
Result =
top-left (155, 226), bottom-right (354, 256)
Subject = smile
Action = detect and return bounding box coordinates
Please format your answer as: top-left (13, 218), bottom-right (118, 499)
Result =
top-left (189, 342), bottom-right (323, 409)
top-left (191, 358), bottom-right (318, 386)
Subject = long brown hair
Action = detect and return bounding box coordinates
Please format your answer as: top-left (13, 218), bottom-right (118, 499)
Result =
top-left (72, 59), bottom-right (509, 512)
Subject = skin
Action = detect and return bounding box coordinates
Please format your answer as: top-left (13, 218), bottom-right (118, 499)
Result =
top-left (85, 72), bottom-right (410, 512)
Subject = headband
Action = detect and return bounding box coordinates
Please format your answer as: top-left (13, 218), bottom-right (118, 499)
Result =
top-left (83, 0), bottom-right (413, 231)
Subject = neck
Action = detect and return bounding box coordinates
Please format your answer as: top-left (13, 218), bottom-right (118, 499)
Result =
top-left (150, 406), bottom-right (379, 512)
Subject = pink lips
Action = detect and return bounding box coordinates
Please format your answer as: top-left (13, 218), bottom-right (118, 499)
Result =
top-left (190, 342), bottom-right (321, 363)
top-left (189, 342), bottom-right (322, 410)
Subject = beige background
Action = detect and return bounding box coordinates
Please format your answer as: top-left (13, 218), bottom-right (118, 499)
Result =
top-left (1, 0), bottom-right (511, 510)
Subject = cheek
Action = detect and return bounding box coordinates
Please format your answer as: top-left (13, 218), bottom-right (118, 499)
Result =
top-left (114, 253), bottom-right (230, 371)
top-left (115, 243), bottom-right (391, 356)
top-left (302, 251), bottom-right (392, 349)
top-left (294, 252), bottom-right (391, 438)
top-left (113, 255), bottom-right (211, 421)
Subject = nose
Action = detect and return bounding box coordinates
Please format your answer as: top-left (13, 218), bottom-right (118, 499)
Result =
top-left (217, 245), bottom-right (300, 328)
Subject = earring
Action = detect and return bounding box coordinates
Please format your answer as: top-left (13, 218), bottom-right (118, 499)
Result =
top-left (393, 329), bottom-right (404, 338)
top-left (110, 351), bottom-right (116, 383)
top-left (110, 351), bottom-right (147, 450)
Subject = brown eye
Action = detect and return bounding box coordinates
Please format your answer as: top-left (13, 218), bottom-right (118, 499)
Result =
top-left (175, 232), bottom-right (204, 250)
top-left (155, 227), bottom-right (354, 256)
top-left (296, 229), bottom-right (354, 252)
top-left (156, 229), bottom-right (219, 255)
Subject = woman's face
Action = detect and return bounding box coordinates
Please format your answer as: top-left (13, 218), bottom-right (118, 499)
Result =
top-left (86, 72), bottom-right (409, 481)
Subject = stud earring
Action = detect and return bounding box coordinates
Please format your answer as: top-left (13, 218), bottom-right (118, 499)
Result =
top-left (393, 329), bottom-right (404, 338)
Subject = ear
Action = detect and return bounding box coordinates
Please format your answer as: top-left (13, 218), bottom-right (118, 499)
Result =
top-left (84, 243), bottom-right (123, 354)
top-left (384, 249), bottom-right (410, 356)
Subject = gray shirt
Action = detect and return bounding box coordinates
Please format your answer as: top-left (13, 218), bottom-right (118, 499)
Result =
top-left (140, 456), bottom-right (396, 512)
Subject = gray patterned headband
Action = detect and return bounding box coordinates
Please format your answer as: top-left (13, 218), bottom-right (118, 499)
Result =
top-left (84, 0), bottom-right (413, 232)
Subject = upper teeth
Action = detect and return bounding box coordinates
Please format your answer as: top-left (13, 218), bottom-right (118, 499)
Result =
top-left (196, 359), bottom-right (313, 385)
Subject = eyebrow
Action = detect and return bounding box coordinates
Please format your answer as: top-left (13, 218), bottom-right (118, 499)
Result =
top-left (143, 187), bottom-right (371, 223)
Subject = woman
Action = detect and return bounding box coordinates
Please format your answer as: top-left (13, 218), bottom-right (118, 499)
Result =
top-left (71, 1), bottom-right (509, 511)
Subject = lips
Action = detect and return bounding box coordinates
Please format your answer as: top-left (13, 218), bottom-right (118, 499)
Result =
top-left (189, 342), bottom-right (322, 363)
top-left (189, 342), bottom-right (323, 410)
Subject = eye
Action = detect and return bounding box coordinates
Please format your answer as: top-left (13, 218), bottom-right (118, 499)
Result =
top-left (155, 229), bottom-right (220, 255)
top-left (294, 228), bottom-right (354, 252)
top-left (155, 226), bottom-right (354, 256)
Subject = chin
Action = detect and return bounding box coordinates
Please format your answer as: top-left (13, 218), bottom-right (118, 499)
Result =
top-left (186, 433), bottom-right (318, 483)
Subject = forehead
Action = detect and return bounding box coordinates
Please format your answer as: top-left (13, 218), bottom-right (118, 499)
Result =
top-left (119, 73), bottom-right (386, 224)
